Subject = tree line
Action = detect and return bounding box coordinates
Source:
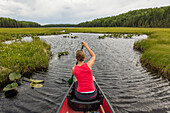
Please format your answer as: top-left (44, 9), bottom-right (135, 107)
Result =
top-left (78, 6), bottom-right (170, 28)
top-left (0, 17), bottom-right (41, 28)
top-left (42, 24), bottom-right (77, 27)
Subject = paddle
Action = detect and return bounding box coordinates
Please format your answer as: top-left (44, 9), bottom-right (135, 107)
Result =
top-left (67, 43), bottom-right (84, 85)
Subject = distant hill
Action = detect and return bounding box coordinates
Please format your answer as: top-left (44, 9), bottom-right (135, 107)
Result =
top-left (78, 6), bottom-right (170, 28)
top-left (0, 17), bottom-right (41, 28)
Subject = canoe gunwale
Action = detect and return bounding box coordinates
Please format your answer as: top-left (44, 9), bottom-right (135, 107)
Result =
top-left (56, 83), bottom-right (74, 113)
top-left (95, 81), bottom-right (115, 113)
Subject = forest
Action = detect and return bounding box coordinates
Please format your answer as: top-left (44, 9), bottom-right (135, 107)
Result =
top-left (0, 17), bottom-right (41, 28)
top-left (78, 6), bottom-right (170, 27)
top-left (42, 24), bottom-right (77, 27)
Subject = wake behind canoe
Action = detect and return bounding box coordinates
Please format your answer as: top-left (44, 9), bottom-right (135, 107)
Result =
top-left (57, 80), bottom-right (115, 113)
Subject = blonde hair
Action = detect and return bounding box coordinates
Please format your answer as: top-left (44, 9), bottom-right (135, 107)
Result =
top-left (76, 50), bottom-right (85, 61)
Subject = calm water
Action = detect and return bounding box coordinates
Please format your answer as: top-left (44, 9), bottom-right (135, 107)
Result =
top-left (0, 33), bottom-right (170, 113)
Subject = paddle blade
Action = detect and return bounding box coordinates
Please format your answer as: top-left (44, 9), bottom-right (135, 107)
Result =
top-left (67, 75), bottom-right (73, 85)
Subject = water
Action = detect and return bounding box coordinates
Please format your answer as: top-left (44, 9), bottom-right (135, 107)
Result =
top-left (0, 33), bottom-right (170, 113)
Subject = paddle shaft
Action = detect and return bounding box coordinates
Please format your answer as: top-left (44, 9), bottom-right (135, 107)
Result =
top-left (100, 105), bottom-right (105, 113)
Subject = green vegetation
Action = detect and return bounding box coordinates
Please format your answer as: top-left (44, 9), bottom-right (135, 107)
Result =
top-left (78, 6), bottom-right (170, 27)
top-left (98, 33), bottom-right (134, 39)
top-left (0, 17), bottom-right (41, 28)
top-left (71, 36), bottom-right (78, 39)
top-left (58, 51), bottom-right (69, 57)
top-left (0, 39), bottom-right (51, 88)
top-left (30, 78), bottom-right (44, 83)
top-left (30, 78), bottom-right (44, 88)
top-left (134, 30), bottom-right (170, 79)
top-left (3, 72), bottom-right (21, 92)
top-left (0, 28), bottom-right (67, 41)
top-left (98, 36), bottom-right (105, 39)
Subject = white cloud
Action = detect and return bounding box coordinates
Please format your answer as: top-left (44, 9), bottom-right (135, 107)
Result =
top-left (0, 0), bottom-right (169, 24)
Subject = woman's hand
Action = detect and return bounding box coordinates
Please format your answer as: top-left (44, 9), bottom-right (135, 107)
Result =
top-left (82, 41), bottom-right (88, 48)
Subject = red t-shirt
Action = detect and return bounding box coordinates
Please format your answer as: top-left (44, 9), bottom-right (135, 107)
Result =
top-left (74, 63), bottom-right (95, 92)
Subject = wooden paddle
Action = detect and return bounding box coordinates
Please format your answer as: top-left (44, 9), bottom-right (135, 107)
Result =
top-left (67, 43), bottom-right (84, 85)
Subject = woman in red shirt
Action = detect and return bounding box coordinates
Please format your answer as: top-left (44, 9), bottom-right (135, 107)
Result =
top-left (72, 42), bottom-right (97, 101)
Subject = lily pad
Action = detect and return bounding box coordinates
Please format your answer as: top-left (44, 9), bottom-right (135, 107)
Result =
top-left (30, 78), bottom-right (44, 83)
top-left (30, 83), bottom-right (43, 88)
top-left (9, 73), bottom-right (16, 81)
top-left (3, 82), bottom-right (18, 91)
top-left (9, 72), bottom-right (21, 81)
top-left (15, 73), bottom-right (21, 79)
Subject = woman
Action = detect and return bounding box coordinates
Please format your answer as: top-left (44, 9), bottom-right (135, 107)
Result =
top-left (72, 42), bottom-right (97, 101)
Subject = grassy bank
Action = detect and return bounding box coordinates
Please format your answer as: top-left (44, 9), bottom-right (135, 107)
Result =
top-left (0, 28), bottom-right (69, 89)
top-left (0, 39), bottom-right (51, 88)
top-left (134, 30), bottom-right (170, 79)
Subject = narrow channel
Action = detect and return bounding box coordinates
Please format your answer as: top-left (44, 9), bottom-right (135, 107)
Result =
top-left (0, 33), bottom-right (170, 113)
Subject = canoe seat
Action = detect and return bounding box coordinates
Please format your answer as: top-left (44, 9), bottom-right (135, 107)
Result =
top-left (67, 88), bottom-right (103, 111)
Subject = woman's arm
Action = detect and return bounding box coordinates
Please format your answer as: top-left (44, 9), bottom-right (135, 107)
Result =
top-left (82, 42), bottom-right (96, 68)
top-left (72, 67), bottom-right (74, 75)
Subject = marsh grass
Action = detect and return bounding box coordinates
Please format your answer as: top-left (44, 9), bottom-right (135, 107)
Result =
top-left (0, 28), bottom-right (67, 41)
top-left (0, 40), bottom-right (51, 83)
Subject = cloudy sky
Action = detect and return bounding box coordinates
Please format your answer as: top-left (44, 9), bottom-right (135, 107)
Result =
top-left (0, 0), bottom-right (170, 24)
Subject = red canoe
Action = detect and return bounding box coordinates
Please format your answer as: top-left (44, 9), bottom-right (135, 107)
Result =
top-left (57, 81), bottom-right (115, 113)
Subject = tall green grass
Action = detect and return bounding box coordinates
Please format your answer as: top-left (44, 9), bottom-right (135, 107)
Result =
top-left (0, 40), bottom-right (51, 83)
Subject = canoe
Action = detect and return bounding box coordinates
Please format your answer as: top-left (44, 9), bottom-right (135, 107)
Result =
top-left (57, 80), bottom-right (115, 113)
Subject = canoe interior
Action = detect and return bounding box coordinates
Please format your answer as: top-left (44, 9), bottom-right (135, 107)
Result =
top-left (59, 97), bottom-right (112, 113)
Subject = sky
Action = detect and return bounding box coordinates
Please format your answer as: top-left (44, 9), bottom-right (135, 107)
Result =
top-left (0, 0), bottom-right (170, 25)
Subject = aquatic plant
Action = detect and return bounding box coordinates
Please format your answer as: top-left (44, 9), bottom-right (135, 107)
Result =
top-left (3, 82), bottom-right (18, 91)
top-left (30, 78), bottom-right (44, 83)
top-left (30, 78), bottom-right (44, 88)
top-left (58, 51), bottom-right (69, 57)
top-left (63, 36), bottom-right (67, 38)
top-left (98, 36), bottom-right (105, 39)
top-left (30, 83), bottom-right (43, 88)
top-left (71, 36), bottom-right (78, 39)
top-left (3, 72), bottom-right (21, 92)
